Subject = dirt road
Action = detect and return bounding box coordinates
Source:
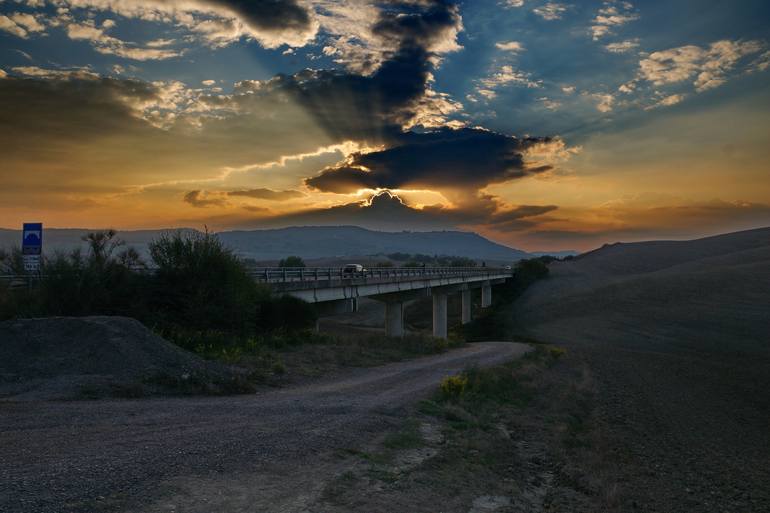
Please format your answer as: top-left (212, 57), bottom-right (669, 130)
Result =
top-left (0, 342), bottom-right (530, 513)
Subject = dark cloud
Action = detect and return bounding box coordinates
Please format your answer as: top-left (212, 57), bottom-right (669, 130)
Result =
top-left (305, 128), bottom-right (553, 193)
top-left (184, 190), bottom-right (227, 208)
top-left (239, 191), bottom-right (456, 231)
top-left (485, 205), bottom-right (560, 232)
top-left (0, 74), bottom-right (158, 148)
top-left (230, 192), bottom-right (558, 234)
top-left (281, 45), bottom-right (432, 144)
top-left (228, 188), bottom-right (304, 200)
top-left (372, 0), bottom-right (461, 50)
top-left (0, 73), bottom-right (332, 189)
top-left (271, 0), bottom-right (462, 143)
top-left (205, 0), bottom-right (312, 33)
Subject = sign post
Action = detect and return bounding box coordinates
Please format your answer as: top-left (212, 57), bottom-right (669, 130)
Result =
top-left (22, 223), bottom-right (43, 273)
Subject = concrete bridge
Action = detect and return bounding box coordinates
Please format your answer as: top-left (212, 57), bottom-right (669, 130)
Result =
top-left (252, 267), bottom-right (513, 339)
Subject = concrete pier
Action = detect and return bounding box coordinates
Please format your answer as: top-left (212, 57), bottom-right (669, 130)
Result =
top-left (481, 281), bottom-right (492, 308)
top-left (385, 301), bottom-right (404, 337)
top-left (432, 292), bottom-right (448, 339)
top-left (461, 289), bottom-right (472, 324)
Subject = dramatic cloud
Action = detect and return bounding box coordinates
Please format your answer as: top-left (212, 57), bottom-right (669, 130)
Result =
top-left (183, 190), bottom-right (227, 207)
top-left (50, 0), bottom-right (319, 49)
top-left (532, 3), bottom-right (569, 21)
top-left (587, 92), bottom-right (615, 112)
top-left (275, 0), bottom-right (468, 139)
top-left (0, 14), bottom-right (31, 38)
top-left (246, 191), bottom-right (559, 234)
top-left (495, 41), bottom-right (524, 53)
top-left (639, 39), bottom-right (765, 92)
top-left (228, 188), bottom-right (304, 200)
top-left (474, 64), bottom-right (541, 100)
top-left (590, 1), bottom-right (638, 40)
top-left (604, 39), bottom-right (639, 53)
top-left (305, 128), bottom-right (554, 194)
top-left (645, 93), bottom-right (685, 110)
top-left (65, 20), bottom-right (183, 60)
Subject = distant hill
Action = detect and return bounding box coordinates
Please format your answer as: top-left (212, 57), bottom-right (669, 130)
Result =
top-left (218, 226), bottom-right (531, 261)
top-left (0, 226), bottom-right (531, 262)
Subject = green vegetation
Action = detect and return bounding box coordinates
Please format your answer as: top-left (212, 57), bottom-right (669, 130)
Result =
top-left (278, 255), bottom-right (306, 268)
top-left (422, 344), bottom-right (564, 429)
top-left (0, 230), bottom-right (317, 354)
top-left (319, 344), bottom-right (575, 510)
top-left (386, 252), bottom-right (478, 267)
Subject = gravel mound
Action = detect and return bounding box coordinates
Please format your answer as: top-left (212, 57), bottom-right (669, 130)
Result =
top-left (0, 316), bottom-right (238, 399)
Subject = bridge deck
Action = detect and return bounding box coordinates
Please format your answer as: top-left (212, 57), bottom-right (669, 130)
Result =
top-left (253, 267), bottom-right (512, 302)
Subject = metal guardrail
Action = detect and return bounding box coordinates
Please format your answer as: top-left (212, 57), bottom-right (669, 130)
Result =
top-left (248, 267), bottom-right (512, 284)
top-left (0, 267), bottom-right (513, 289)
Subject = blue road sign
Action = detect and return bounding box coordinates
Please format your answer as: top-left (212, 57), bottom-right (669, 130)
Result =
top-left (22, 223), bottom-right (43, 256)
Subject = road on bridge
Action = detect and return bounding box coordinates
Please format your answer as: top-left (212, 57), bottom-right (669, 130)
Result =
top-left (0, 342), bottom-right (530, 513)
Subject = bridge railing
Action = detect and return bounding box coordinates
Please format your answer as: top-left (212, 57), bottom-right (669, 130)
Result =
top-left (247, 267), bottom-right (512, 284)
top-left (0, 267), bottom-right (513, 288)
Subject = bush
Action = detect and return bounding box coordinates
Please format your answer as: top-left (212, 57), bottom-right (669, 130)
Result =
top-left (278, 256), bottom-right (305, 268)
top-left (255, 295), bottom-right (318, 333)
top-left (1, 230), bottom-right (147, 319)
top-left (147, 230), bottom-right (269, 334)
top-left (440, 374), bottom-right (469, 401)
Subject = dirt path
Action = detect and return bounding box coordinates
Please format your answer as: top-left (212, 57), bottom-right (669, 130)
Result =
top-left (0, 342), bottom-right (530, 513)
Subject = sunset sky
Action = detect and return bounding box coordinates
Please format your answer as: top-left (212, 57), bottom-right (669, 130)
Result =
top-left (1, 0), bottom-right (769, 251)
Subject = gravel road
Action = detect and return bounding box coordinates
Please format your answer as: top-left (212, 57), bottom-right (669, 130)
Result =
top-left (0, 341), bottom-right (530, 513)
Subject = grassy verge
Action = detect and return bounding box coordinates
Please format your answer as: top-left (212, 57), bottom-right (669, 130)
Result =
top-left (317, 343), bottom-right (623, 512)
top-left (159, 327), bottom-right (466, 389)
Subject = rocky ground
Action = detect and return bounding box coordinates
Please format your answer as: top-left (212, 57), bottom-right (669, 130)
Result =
top-left (0, 342), bottom-right (533, 513)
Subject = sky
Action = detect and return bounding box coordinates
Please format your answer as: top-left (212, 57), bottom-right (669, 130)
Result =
top-left (1, 0), bottom-right (769, 251)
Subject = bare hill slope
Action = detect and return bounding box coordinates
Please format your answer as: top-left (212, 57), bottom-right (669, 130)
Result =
top-left (512, 227), bottom-right (770, 511)
top-left (515, 227), bottom-right (770, 354)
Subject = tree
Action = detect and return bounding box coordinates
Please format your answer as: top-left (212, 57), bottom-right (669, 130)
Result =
top-left (148, 230), bottom-right (267, 334)
top-left (279, 256), bottom-right (305, 268)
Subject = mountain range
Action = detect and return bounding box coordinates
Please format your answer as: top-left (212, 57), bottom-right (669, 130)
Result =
top-left (0, 226), bottom-right (537, 263)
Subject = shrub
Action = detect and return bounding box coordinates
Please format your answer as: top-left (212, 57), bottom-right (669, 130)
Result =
top-left (440, 374), bottom-right (469, 401)
top-left (1, 231), bottom-right (147, 319)
top-left (278, 256), bottom-right (305, 268)
top-left (255, 295), bottom-right (318, 333)
top-left (548, 346), bottom-right (567, 360)
top-left (147, 230), bottom-right (268, 334)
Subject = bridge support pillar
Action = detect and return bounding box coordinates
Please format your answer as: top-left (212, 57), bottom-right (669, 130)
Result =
top-left (481, 281), bottom-right (492, 308)
top-left (385, 301), bottom-right (404, 338)
top-left (432, 292), bottom-right (448, 339)
top-left (461, 289), bottom-right (472, 324)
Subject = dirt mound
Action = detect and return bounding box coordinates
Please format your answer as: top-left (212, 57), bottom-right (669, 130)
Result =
top-left (0, 316), bottom-right (244, 399)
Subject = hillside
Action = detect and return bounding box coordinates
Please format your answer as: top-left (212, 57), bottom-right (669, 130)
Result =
top-left (514, 226), bottom-right (770, 354)
top-left (0, 226), bottom-right (530, 262)
top-left (511, 227), bottom-right (770, 510)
